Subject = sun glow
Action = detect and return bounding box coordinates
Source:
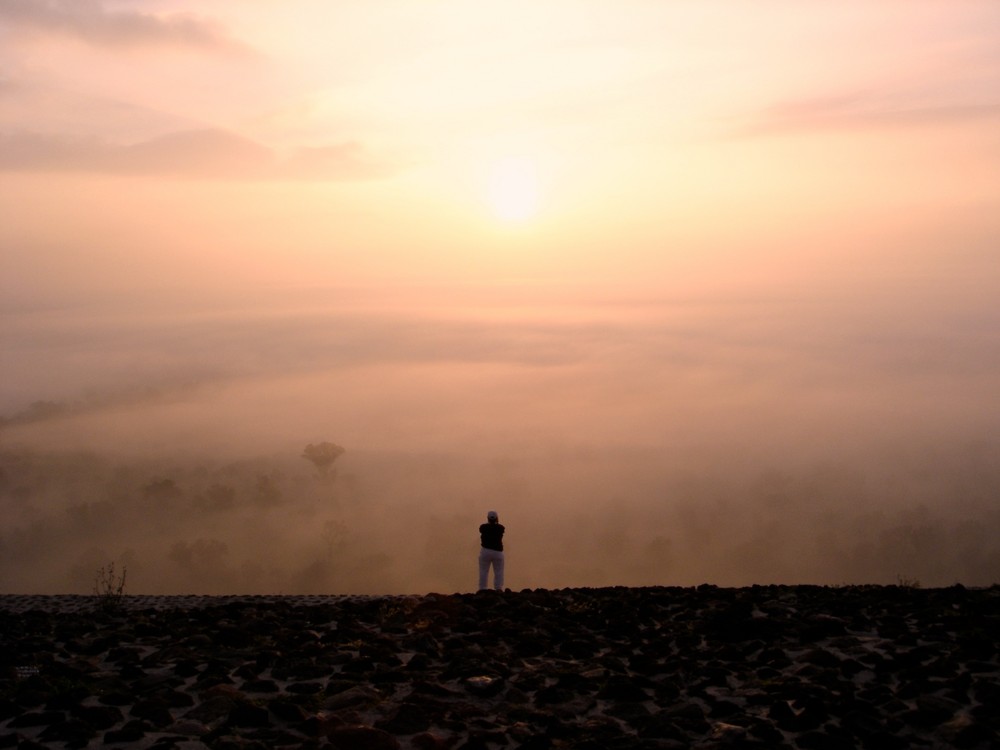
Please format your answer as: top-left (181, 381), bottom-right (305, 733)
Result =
top-left (486, 156), bottom-right (542, 222)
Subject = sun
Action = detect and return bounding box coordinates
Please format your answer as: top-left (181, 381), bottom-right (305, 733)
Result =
top-left (486, 156), bottom-right (542, 223)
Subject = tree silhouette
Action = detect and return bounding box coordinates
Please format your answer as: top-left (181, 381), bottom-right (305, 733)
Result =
top-left (301, 442), bottom-right (345, 479)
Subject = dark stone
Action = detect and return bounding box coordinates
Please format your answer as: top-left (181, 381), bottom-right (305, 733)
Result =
top-left (517, 737), bottom-right (552, 750)
top-left (327, 678), bottom-right (363, 695)
top-left (72, 703), bottom-right (124, 729)
top-left (411, 732), bottom-right (453, 750)
top-left (323, 685), bottom-right (382, 712)
top-left (131, 698), bottom-right (174, 727)
top-left (104, 720), bottom-right (150, 743)
top-left (664, 701), bottom-right (705, 721)
top-left (771, 699), bottom-right (827, 733)
top-left (340, 657), bottom-right (376, 674)
top-left (193, 673), bottom-right (234, 691)
top-left (973, 678), bottom-right (1000, 711)
top-left (160, 688), bottom-right (196, 708)
top-left (211, 739), bottom-right (269, 750)
top-left (374, 666), bottom-right (412, 686)
top-left (747, 719), bottom-right (784, 743)
top-left (270, 697), bottom-right (309, 723)
top-left (328, 724), bottom-right (401, 750)
top-left (882, 699), bottom-right (911, 716)
top-left (503, 706), bottom-right (549, 727)
top-left (634, 713), bottom-right (684, 741)
top-left (464, 675), bottom-right (505, 697)
top-left (965, 660), bottom-right (999, 674)
top-left (12, 684), bottom-right (50, 710)
top-left (605, 701), bottom-right (651, 724)
top-left (900, 694), bottom-right (961, 728)
top-left (96, 689), bottom-right (134, 707)
top-left (9, 710), bottom-right (65, 727)
top-left (799, 615), bottom-right (848, 639)
top-left (661, 706), bottom-right (708, 734)
top-left (229, 700), bottom-right (271, 727)
top-left (234, 662), bottom-right (262, 680)
top-left (173, 658), bottom-right (202, 677)
top-left (708, 700), bottom-right (742, 718)
top-left (0, 700), bottom-right (18, 723)
top-left (39, 718), bottom-right (94, 745)
top-left (245, 728), bottom-right (312, 746)
top-left (842, 708), bottom-right (884, 740)
top-left (694, 665), bottom-right (731, 688)
top-left (406, 654), bottom-right (433, 671)
top-left (109, 644), bottom-right (141, 662)
top-left (795, 731), bottom-right (843, 749)
top-left (792, 706), bottom-right (830, 732)
top-left (182, 695), bottom-right (236, 724)
top-left (798, 649), bottom-right (841, 669)
top-left (838, 658), bottom-right (868, 678)
top-left (626, 653), bottom-right (661, 677)
top-left (768, 701), bottom-right (797, 724)
top-left (596, 676), bottom-right (649, 702)
top-left (896, 676), bottom-right (937, 700)
top-left (44, 685), bottom-right (91, 711)
top-left (534, 686), bottom-right (576, 706)
top-left (757, 647), bottom-right (791, 668)
top-left (951, 721), bottom-right (998, 749)
top-left (859, 732), bottom-right (910, 749)
top-left (375, 702), bottom-right (431, 734)
top-left (581, 714), bottom-right (632, 740)
top-left (456, 736), bottom-right (490, 750)
top-left (299, 713), bottom-right (339, 738)
top-left (559, 640), bottom-right (598, 659)
top-left (556, 671), bottom-right (601, 693)
top-left (133, 672), bottom-right (184, 693)
top-left (916, 694), bottom-right (961, 716)
top-left (287, 681), bottom-right (324, 694)
top-left (515, 637), bottom-right (549, 658)
top-left (2, 585), bottom-right (999, 750)
top-left (214, 625), bottom-right (252, 648)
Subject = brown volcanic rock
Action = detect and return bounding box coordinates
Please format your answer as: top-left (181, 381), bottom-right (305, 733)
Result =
top-left (328, 723), bottom-right (400, 749)
top-left (1, 585), bottom-right (999, 748)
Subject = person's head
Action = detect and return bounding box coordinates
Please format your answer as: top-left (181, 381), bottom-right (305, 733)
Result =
top-left (487, 510), bottom-right (498, 524)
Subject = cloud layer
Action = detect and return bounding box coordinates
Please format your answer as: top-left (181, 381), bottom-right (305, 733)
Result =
top-left (0, 129), bottom-right (390, 180)
top-left (742, 94), bottom-right (1000, 137)
top-left (1, 2), bottom-right (999, 593)
top-left (0, 0), bottom-right (247, 53)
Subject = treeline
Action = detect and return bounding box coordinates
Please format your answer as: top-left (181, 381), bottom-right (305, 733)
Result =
top-left (0, 444), bottom-right (389, 594)
top-left (1, 442), bottom-right (999, 594)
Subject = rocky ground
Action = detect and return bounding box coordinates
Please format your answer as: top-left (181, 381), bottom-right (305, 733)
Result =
top-left (1, 585), bottom-right (999, 749)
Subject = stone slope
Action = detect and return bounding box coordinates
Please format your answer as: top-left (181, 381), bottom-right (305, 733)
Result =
top-left (1, 585), bottom-right (998, 749)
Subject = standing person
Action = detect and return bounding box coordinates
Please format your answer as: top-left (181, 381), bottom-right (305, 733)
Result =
top-left (478, 510), bottom-right (505, 591)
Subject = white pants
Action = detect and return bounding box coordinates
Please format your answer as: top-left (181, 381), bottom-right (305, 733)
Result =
top-left (478, 548), bottom-right (505, 591)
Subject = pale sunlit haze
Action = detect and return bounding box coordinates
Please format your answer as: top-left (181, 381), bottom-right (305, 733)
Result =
top-left (2, 1), bottom-right (999, 593)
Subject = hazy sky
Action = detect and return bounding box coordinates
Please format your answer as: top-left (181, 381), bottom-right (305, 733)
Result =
top-left (2, 2), bottom-right (1000, 591)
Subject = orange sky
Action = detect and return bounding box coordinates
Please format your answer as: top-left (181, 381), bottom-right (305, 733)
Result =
top-left (2, 2), bottom-right (1000, 591)
top-left (2, 0), bottom-right (999, 450)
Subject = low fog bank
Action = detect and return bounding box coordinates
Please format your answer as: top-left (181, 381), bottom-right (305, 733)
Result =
top-left (2, 265), bottom-right (999, 593)
top-left (1, 432), bottom-right (998, 594)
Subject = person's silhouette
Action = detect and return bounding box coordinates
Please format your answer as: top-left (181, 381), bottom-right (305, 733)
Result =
top-left (478, 510), bottom-right (505, 591)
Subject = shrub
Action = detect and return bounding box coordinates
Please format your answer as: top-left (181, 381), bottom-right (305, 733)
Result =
top-left (93, 562), bottom-right (127, 613)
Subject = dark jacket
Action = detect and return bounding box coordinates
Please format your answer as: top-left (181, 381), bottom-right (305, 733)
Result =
top-left (480, 522), bottom-right (505, 552)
